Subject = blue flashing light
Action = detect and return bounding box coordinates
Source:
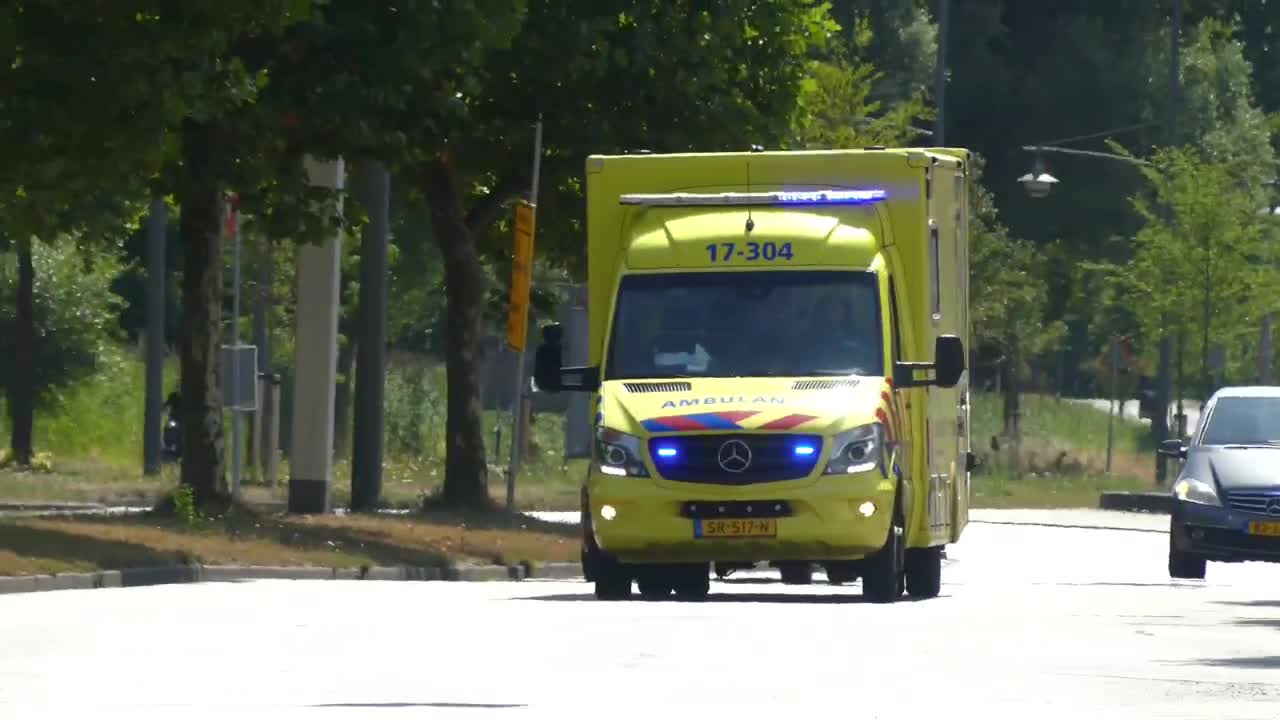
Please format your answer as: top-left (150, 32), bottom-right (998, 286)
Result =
top-left (776, 189), bottom-right (886, 205)
top-left (793, 444), bottom-right (817, 457)
top-left (656, 446), bottom-right (679, 459)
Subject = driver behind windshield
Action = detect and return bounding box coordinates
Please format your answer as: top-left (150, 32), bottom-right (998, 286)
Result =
top-left (802, 294), bottom-right (881, 376)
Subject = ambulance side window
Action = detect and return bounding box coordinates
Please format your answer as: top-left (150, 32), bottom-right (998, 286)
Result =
top-left (929, 222), bottom-right (941, 318)
top-left (888, 278), bottom-right (904, 363)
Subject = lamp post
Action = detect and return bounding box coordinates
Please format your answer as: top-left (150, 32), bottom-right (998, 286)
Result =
top-left (1017, 1), bottom-right (1182, 486)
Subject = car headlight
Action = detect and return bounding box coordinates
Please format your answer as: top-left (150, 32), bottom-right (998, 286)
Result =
top-left (1173, 477), bottom-right (1220, 506)
top-left (595, 427), bottom-right (649, 477)
top-left (824, 423), bottom-right (884, 475)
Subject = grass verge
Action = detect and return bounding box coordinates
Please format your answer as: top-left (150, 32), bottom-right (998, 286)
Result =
top-left (1, 348), bottom-right (1160, 514)
top-left (0, 508), bottom-right (579, 577)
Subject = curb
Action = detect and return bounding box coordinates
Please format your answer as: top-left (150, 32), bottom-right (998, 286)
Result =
top-left (1098, 491), bottom-right (1174, 515)
top-left (0, 561), bottom-right (584, 597)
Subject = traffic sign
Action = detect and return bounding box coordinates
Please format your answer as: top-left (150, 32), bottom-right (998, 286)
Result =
top-left (506, 200), bottom-right (537, 351)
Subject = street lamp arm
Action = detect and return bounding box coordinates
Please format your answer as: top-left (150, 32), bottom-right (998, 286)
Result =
top-left (1021, 145), bottom-right (1153, 166)
top-left (1032, 122), bottom-right (1159, 149)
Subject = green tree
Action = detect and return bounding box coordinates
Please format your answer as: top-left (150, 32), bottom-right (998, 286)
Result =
top-left (0, 239), bottom-right (126, 447)
top-left (267, 0), bottom-right (838, 509)
top-left (968, 154), bottom-right (1065, 443)
top-left (1120, 147), bottom-right (1278, 402)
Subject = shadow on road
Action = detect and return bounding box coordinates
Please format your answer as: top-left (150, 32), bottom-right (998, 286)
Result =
top-left (515, 590), bottom-right (943, 604)
top-left (1213, 599), bottom-right (1280, 609)
top-left (311, 702), bottom-right (527, 709)
top-left (1185, 656), bottom-right (1280, 670)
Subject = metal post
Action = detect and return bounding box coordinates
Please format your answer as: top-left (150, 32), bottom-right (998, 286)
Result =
top-left (352, 162), bottom-right (391, 511)
top-left (1106, 339), bottom-right (1119, 474)
top-left (229, 196), bottom-right (243, 502)
top-left (506, 117), bottom-right (544, 514)
top-left (266, 376), bottom-right (281, 487)
top-left (1154, 0), bottom-right (1182, 487)
top-left (143, 199), bottom-right (167, 476)
top-left (932, 0), bottom-right (950, 145)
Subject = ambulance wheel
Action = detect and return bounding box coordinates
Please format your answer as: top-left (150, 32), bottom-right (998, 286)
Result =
top-left (637, 567), bottom-right (675, 600)
top-left (862, 511), bottom-right (905, 604)
top-left (779, 563), bottom-right (813, 585)
top-left (672, 564), bottom-right (711, 600)
top-left (905, 546), bottom-right (943, 599)
top-left (824, 562), bottom-right (858, 585)
top-left (585, 525), bottom-right (632, 600)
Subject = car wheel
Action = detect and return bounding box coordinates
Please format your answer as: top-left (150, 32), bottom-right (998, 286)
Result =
top-left (1168, 526), bottom-right (1206, 580)
top-left (905, 546), bottom-right (943, 599)
top-left (862, 510), bottom-right (905, 604)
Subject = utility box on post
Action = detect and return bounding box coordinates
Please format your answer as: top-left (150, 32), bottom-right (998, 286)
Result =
top-left (221, 344), bottom-right (259, 411)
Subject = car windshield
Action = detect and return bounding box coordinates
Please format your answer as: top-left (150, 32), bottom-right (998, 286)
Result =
top-left (604, 270), bottom-right (883, 380)
top-left (1200, 396), bottom-right (1280, 446)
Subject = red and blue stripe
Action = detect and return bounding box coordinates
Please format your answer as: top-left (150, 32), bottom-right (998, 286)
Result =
top-left (641, 410), bottom-right (760, 433)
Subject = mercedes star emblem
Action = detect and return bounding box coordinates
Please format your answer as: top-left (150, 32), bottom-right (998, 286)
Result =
top-left (717, 439), bottom-right (752, 473)
top-left (1267, 498), bottom-right (1280, 517)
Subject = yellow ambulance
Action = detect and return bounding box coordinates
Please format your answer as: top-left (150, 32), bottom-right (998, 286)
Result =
top-left (534, 147), bottom-right (973, 602)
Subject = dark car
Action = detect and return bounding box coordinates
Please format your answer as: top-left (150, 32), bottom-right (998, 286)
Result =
top-left (1159, 387), bottom-right (1280, 579)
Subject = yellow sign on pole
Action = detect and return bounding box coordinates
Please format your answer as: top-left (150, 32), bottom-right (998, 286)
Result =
top-left (506, 200), bottom-right (537, 351)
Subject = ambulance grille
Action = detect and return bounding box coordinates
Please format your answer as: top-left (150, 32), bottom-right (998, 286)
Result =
top-left (792, 379), bottom-right (861, 391)
top-left (649, 434), bottom-right (823, 484)
top-left (624, 381), bottom-right (692, 393)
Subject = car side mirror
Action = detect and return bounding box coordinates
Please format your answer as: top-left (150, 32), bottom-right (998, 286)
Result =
top-left (1157, 438), bottom-right (1187, 459)
top-left (532, 323), bottom-right (601, 394)
top-left (893, 334), bottom-right (966, 389)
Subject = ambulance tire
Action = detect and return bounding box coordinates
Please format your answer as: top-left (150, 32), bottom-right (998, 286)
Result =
top-left (672, 564), bottom-right (712, 600)
top-left (584, 518), bottom-right (633, 601)
top-left (779, 563), bottom-right (814, 585)
top-left (905, 546), bottom-right (943, 599)
top-left (637, 567), bottom-right (675, 600)
top-left (861, 510), bottom-right (905, 604)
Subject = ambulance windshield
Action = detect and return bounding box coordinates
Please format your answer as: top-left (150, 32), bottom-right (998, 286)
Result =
top-left (604, 270), bottom-right (883, 380)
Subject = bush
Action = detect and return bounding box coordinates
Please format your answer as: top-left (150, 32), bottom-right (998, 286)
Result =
top-left (0, 239), bottom-right (126, 400)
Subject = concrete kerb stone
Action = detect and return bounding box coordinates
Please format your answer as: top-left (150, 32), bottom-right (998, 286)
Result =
top-left (0, 561), bottom-right (584, 596)
top-left (1099, 491), bottom-right (1174, 515)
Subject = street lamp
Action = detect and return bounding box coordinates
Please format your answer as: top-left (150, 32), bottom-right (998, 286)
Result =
top-left (1018, 156), bottom-right (1059, 198)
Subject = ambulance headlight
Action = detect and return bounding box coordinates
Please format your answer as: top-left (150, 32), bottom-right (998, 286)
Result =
top-left (595, 427), bottom-right (649, 477)
top-left (824, 423), bottom-right (883, 475)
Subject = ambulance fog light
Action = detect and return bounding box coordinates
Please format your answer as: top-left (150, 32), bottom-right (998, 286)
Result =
top-left (858, 501), bottom-right (876, 518)
top-left (601, 505), bottom-right (618, 521)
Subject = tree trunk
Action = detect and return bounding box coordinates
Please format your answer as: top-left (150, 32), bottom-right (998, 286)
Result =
top-left (422, 156), bottom-right (493, 510)
top-left (176, 119), bottom-right (227, 507)
top-left (253, 235), bottom-right (274, 468)
top-left (333, 330), bottom-right (356, 458)
top-left (8, 237), bottom-right (36, 465)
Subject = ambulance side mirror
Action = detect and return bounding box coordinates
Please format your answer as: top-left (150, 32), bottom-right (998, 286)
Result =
top-left (934, 335), bottom-right (966, 388)
top-left (893, 334), bottom-right (966, 389)
top-left (533, 323), bottom-right (600, 394)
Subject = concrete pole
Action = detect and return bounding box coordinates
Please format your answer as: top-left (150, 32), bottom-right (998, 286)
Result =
top-left (288, 156), bottom-right (346, 514)
top-left (351, 161), bottom-right (390, 511)
top-left (142, 198), bottom-right (167, 476)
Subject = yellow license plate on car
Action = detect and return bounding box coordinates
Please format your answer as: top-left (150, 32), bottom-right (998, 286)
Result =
top-left (1247, 521), bottom-right (1280, 537)
top-left (696, 518), bottom-right (777, 538)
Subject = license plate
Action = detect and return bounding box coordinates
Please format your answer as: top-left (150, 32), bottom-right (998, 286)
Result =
top-left (695, 518), bottom-right (777, 538)
top-left (1247, 521), bottom-right (1280, 537)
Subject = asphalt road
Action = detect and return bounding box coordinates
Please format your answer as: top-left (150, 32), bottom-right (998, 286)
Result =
top-left (1, 512), bottom-right (1278, 719)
